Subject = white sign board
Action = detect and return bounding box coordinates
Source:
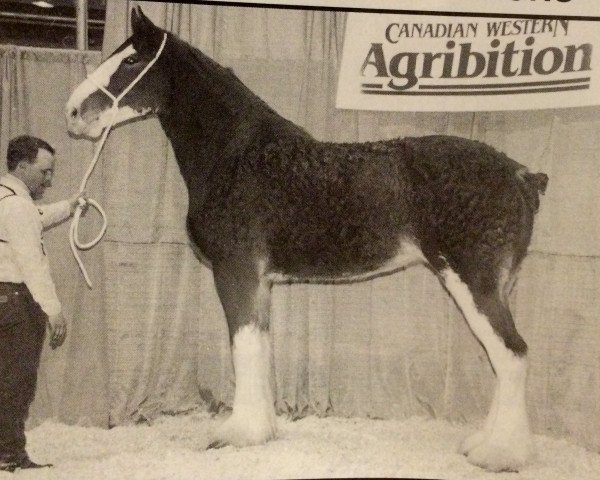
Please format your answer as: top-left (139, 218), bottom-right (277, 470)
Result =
top-left (336, 14), bottom-right (600, 111)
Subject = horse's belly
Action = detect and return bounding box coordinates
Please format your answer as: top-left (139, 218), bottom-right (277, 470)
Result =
top-left (267, 239), bottom-right (424, 284)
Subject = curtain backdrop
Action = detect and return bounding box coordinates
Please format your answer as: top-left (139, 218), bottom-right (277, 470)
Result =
top-left (1, 1), bottom-right (599, 452)
top-left (0, 45), bottom-right (108, 427)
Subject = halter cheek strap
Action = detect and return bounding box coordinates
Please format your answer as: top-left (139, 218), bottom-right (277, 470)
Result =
top-left (86, 33), bottom-right (168, 110)
top-left (70, 33), bottom-right (167, 288)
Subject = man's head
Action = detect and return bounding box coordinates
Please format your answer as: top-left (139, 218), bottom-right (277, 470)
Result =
top-left (7, 135), bottom-right (55, 200)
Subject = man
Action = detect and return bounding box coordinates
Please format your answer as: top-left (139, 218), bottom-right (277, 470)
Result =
top-left (0, 135), bottom-right (86, 472)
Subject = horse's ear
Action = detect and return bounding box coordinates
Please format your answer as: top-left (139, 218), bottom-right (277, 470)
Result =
top-left (130, 6), bottom-right (161, 53)
top-left (131, 6), bottom-right (156, 35)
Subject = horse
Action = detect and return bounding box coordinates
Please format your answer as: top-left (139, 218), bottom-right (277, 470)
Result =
top-left (66, 7), bottom-right (548, 472)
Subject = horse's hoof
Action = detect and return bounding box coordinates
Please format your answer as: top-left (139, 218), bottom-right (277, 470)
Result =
top-left (465, 438), bottom-right (532, 472)
top-left (209, 412), bottom-right (277, 448)
top-left (458, 430), bottom-right (487, 456)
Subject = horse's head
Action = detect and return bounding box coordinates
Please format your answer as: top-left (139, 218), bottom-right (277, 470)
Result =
top-left (66, 7), bottom-right (170, 138)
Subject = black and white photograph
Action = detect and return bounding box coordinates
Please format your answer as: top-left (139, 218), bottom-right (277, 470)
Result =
top-left (0, 0), bottom-right (599, 478)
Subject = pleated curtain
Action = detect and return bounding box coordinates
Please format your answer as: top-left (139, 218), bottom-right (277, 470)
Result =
top-left (1, 0), bottom-right (598, 451)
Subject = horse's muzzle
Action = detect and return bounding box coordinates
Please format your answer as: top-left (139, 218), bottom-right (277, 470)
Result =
top-left (65, 106), bottom-right (100, 137)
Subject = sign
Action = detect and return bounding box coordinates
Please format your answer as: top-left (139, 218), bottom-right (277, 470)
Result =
top-left (336, 13), bottom-right (600, 111)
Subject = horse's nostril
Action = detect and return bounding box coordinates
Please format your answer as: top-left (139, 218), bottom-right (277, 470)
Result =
top-left (70, 107), bottom-right (78, 118)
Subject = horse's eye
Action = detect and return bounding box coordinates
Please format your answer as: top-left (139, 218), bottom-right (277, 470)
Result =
top-left (123, 55), bottom-right (138, 65)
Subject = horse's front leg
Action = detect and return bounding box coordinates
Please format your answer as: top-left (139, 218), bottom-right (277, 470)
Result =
top-left (208, 257), bottom-right (277, 448)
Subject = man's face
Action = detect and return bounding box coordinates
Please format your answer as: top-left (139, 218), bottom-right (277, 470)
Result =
top-left (20, 148), bottom-right (55, 200)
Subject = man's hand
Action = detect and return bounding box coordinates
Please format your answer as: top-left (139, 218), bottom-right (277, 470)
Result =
top-left (68, 191), bottom-right (89, 215)
top-left (48, 313), bottom-right (67, 349)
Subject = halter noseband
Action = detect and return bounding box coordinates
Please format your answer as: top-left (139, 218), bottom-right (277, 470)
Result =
top-left (70, 33), bottom-right (167, 288)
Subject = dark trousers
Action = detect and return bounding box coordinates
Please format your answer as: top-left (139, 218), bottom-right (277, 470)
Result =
top-left (0, 283), bottom-right (46, 461)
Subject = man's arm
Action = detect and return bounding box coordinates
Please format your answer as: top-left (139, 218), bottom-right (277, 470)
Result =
top-left (1, 198), bottom-right (67, 348)
top-left (38, 192), bottom-right (86, 229)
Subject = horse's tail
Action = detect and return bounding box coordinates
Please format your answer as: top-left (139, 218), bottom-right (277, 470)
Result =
top-left (516, 169), bottom-right (549, 213)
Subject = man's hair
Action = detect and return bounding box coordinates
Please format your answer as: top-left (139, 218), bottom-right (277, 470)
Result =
top-left (6, 135), bottom-right (55, 171)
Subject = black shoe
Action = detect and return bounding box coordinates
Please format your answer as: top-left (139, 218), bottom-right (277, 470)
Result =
top-left (0, 452), bottom-right (52, 472)
top-left (18, 457), bottom-right (53, 469)
top-left (0, 461), bottom-right (18, 473)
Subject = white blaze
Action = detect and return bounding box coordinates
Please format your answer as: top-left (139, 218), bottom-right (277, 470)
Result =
top-left (66, 44), bottom-right (150, 136)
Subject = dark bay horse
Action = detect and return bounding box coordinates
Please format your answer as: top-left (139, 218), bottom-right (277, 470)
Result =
top-left (66, 7), bottom-right (548, 472)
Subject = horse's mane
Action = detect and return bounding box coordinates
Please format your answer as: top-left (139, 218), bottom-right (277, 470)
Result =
top-left (167, 34), bottom-right (280, 118)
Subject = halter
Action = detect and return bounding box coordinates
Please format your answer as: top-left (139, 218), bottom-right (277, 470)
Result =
top-left (70, 33), bottom-right (167, 288)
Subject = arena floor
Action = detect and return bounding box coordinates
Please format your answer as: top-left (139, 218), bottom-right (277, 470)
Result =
top-left (6, 412), bottom-right (600, 479)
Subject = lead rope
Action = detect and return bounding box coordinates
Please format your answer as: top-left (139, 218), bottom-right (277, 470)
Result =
top-left (70, 33), bottom-right (167, 288)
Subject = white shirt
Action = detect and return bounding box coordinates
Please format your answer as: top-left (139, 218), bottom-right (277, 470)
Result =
top-left (0, 174), bottom-right (71, 316)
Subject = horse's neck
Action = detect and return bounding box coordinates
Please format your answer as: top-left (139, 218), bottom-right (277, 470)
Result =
top-left (161, 96), bottom-right (257, 178)
top-left (158, 45), bottom-right (269, 201)
top-left (159, 53), bottom-right (243, 159)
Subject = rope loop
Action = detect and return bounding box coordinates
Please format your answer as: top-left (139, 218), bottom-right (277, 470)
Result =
top-left (69, 199), bottom-right (107, 287)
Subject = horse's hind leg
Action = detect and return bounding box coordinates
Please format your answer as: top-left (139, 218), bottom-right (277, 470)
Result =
top-left (438, 262), bottom-right (532, 472)
top-left (208, 258), bottom-right (276, 448)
